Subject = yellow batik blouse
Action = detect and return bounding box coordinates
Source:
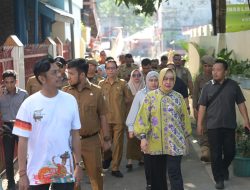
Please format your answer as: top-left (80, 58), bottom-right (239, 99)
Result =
top-left (134, 89), bottom-right (192, 156)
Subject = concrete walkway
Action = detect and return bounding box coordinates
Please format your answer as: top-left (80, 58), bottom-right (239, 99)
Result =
top-left (1, 135), bottom-right (250, 190)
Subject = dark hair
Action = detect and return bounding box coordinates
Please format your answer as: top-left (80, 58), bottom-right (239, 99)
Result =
top-left (106, 56), bottom-right (114, 61)
top-left (54, 56), bottom-right (67, 66)
top-left (173, 53), bottom-right (181, 58)
top-left (215, 58), bottom-right (228, 70)
top-left (141, 58), bottom-right (151, 66)
top-left (2, 70), bottom-right (17, 80)
top-left (67, 58), bottom-right (89, 76)
top-left (105, 59), bottom-right (118, 68)
top-left (125, 53), bottom-right (133, 58)
top-left (33, 58), bottom-right (55, 84)
top-left (161, 55), bottom-right (168, 62)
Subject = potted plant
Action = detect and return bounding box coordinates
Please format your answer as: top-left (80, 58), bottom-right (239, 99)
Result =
top-left (233, 126), bottom-right (250, 177)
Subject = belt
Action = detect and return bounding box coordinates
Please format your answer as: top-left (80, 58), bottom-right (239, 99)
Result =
top-left (3, 121), bottom-right (15, 125)
top-left (80, 132), bottom-right (98, 140)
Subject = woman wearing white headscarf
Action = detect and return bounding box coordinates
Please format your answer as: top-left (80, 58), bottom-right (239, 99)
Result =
top-left (126, 71), bottom-right (159, 190)
top-left (127, 69), bottom-right (145, 96)
top-left (125, 69), bottom-right (145, 171)
top-left (97, 64), bottom-right (107, 78)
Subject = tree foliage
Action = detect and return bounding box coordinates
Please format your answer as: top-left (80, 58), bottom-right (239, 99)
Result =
top-left (96, 0), bottom-right (154, 35)
top-left (115, 0), bottom-right (168, 16)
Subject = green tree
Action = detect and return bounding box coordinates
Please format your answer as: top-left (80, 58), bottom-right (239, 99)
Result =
top-left (115, 0), bottom-right (250, 35)
top-left (96, 0), bottom-right (154, 36)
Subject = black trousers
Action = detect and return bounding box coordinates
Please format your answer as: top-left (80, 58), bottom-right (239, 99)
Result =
top-left (150, 154), bottom-right (183, 190)
top-left (2, 122), bottom-right (18, 186)
top-left (207, 128), bottom-right (236, 182)
top-left (29, 182), bottom-right (74, 190)
top-left (144, 154), bottom-right (151, 186)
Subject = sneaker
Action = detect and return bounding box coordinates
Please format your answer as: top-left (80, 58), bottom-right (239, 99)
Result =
top-left (126, 164), bottom-right (133, 171)
top-left (111, 170), bottom-right (124, 178)
top-left (215, 181), bottom-right (224, 189)
top-left (200, 155), bottom-right (211, 163)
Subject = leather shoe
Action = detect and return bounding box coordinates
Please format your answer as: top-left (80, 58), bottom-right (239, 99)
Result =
top-left (215, 181), bottom-right (224, 189)
top-left (126, 164), bottom-right (133, 171)
top-left (111, 170), bottom-right (123, 178)
top-left (138, 161), bottom-right (144, 166)
top-left (146, 185), bottom-right (151, 190)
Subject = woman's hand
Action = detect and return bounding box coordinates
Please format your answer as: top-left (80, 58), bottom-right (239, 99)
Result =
top-left (140, 139), bottom-right (148, 152)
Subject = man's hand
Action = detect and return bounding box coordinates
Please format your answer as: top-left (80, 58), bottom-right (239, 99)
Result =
top-left (140, 139), bottom-right (148, 153)
top-left (244, 120), bottom-right (250, 131)
top-left (18, 174), bottom-right (29, 190)
top-left (0, 84), bottom-right (6, 96)
top-left (196, 125), bottom-right (204, 136)
top-left (74, 166), bottom-right (83, 188)
top-left (129, 132), bottom-right (134, 138)
top-left (102, 140), bottom-right (111, 152)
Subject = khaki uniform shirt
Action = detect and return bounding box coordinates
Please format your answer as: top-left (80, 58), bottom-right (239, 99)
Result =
top-left (88, 74), bottom-right (104, 85)
top-left (193, 74), bottom-right (212, 109)
top-left (63, 81), bottom-right (107, 136)
top-left (25, 76), bottom-right (41, 95)
top-left (61, 73), bottom-right (69, 88)
top-left (98, 78), bottom-right (133, 124)
top-left (117, 64), bottom-right (139, 82)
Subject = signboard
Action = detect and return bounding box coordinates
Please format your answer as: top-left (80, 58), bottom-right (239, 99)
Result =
top-left (226, 4), bottom-right (250, 32)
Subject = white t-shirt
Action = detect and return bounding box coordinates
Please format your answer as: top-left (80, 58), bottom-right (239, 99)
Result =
top-left (13, 90), bottom-right (81, 185)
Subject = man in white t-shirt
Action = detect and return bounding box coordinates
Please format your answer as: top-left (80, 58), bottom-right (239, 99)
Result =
top-left (12, 58), bottom-right (83, 190)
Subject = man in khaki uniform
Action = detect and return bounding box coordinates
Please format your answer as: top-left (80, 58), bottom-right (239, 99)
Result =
top-left (87, 59), bottom-right (104, 85)
top-left (193, 55), bottom-right (214, 162)
top-left (64, 58), bottom-right (111, 190)
top-left (54, 56), bottom-right (68, 88)
top-left (141, 58), bottom-right (152, 79)
top-left (99, 59), bottom-right (133, 177)
top-left (173, 54), bottom-right (193, 96)
top-left (117, 53), bottom-right (138, 82)
top-left (25, 75), bottom-right (42, 95)
top-left (159, 55), bottom-right (168, 71)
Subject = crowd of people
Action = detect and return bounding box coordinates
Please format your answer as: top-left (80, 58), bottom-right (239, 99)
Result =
top-left (0, 50), bottom-right (250, 190)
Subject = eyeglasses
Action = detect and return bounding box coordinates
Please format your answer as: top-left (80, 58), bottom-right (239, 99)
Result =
top-left (132, 74), bottom-right (141, 78)
top-left (163, 77), bottom-right (174, 82)
top-left (106, 67), bottom-right (116, 71)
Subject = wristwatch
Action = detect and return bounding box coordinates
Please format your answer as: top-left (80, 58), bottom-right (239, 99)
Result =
top-left (140, 134), bottom-right (146, 140)
top-left (75, 161), bottom-right (84, 168)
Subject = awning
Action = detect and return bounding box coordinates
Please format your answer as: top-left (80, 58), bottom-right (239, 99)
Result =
top-left (39, 1), bottom-right (74, 24)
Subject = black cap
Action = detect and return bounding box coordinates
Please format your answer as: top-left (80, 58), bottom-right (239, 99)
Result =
top-left (54, 56), bottom-right (67, 66)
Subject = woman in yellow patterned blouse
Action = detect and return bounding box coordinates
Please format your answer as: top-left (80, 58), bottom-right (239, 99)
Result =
top-left (134, 68), bottom-right (192, 190)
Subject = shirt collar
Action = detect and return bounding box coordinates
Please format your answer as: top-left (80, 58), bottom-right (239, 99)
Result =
top-left (6, 87), bottom-right (19, 94)
top-left (211, 79), bottom-right (227, 85)
top-left (104, 77), bottom-right (119, 84)
top-left (68, 79), bottom-right (92, 91)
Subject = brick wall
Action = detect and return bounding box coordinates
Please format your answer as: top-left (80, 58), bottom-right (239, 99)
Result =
top-left (0, 0), bottom-right (15, 45)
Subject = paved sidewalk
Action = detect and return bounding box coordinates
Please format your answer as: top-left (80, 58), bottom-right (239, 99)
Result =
top-left (1, 135), bottom-right (250, 190)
